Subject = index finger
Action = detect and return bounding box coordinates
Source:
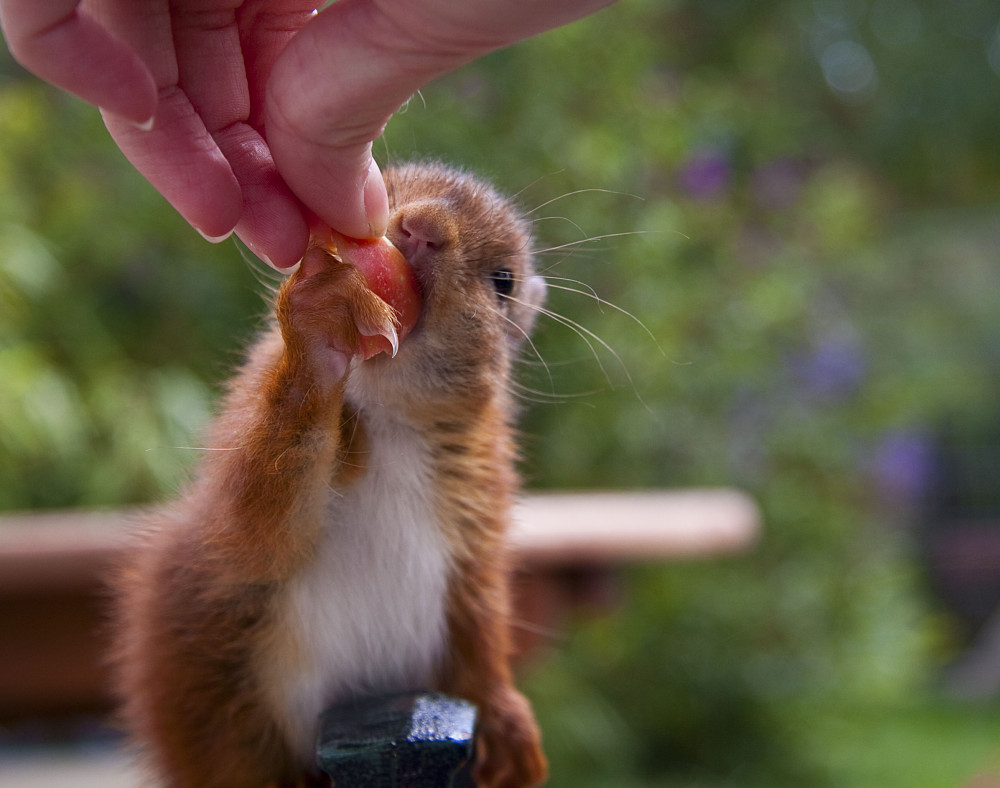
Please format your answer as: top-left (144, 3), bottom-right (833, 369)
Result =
top-left (0, 0), bottom-right (157, 124)
top-left (168, 0), bottom-right (316, 265)
top-left (266, 0), bottom-right (617, 238)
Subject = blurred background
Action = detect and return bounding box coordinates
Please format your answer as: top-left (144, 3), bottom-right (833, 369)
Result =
top-left (4, 0), bottom-right (1000, 784)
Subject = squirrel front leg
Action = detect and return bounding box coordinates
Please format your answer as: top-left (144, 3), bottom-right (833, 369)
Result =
top-left (194, 253), bottom-right (397, 583)
top-left (442, 561), bottom-right (549, 788)
top-left (114, 256), bottom-right (399, 787)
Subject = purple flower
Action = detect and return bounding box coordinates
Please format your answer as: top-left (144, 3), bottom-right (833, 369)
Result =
top-left (790, 335), bottom-right (868, 401)
top-left (679, 150), bottom-right (731, 200)
top-left (872, 430), bottom-right (937, 504)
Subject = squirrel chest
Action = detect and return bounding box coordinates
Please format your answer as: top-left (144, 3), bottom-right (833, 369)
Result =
top-left (260, 409), bottom-right (453, 761)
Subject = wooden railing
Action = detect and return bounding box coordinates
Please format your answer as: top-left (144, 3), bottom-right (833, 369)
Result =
top-left (0, 489), bottom-right (760, 723)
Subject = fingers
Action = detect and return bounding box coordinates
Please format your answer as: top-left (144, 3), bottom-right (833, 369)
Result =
top-left (89, 0), bottom-right (312, 266)
top-left (102, 98), bottom-right (244, 242)
top-left (168, 0), bottom-right (313, 265)
top-left (79, 0), bottom-right (240, 243)
top-left (0, 0), bottom-right (156, 124)
top-left (4, 0), bottom-right (614, 263)
top-left (217, 123), bottom-right (309, 268)
top-left (233, 0), bottom-right (319, 266)
top-left (235, 0), bottom-right (316, 130)
top-left (169, 1), bottom-right (250, 131)
top-left (265, 0), bottom-right (616, 239)
top-left (265, 0), bottom-right (400, 239)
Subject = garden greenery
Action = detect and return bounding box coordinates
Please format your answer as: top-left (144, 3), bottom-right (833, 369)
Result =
top-left (4, 1), bottom-right (1000, 784)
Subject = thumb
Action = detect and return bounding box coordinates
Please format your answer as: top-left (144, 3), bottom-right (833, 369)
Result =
top-left (265, 1), bottom-right (412, 239)
top-left (265, 0), bottom-right (615, 239)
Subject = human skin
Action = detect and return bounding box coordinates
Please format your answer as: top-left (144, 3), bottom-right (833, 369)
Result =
top-left (0, 0), bottom-right (615, 268)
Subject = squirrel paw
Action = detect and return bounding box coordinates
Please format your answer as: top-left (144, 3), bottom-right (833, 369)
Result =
top-left (276, 250), bottom-right (397, 386)
top-left (474, 690), bottom-right (549, 788)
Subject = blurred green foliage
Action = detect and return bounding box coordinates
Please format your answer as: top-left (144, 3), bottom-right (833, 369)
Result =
top-left (4, 0), bottom-right (1000, 784)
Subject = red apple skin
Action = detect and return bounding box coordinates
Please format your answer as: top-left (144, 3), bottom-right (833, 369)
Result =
top-left (308, 225), bottom-right (422, 360)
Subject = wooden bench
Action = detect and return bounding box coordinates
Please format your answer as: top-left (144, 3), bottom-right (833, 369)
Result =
top-left (0, 490), bottom-right (760, 724)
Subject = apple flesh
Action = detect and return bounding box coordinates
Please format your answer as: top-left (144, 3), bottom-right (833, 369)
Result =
top-left (309, 226), bottom-right (422, 360)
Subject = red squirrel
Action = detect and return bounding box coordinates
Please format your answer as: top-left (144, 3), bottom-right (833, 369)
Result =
top-left (111, 162), bottom-right (549, 787)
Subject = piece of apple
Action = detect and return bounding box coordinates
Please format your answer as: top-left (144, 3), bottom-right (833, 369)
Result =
top-left (309, 225), bottom-right (422, 360)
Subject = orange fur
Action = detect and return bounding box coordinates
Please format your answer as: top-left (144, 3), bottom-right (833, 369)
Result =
top-left (111, 163), bottom-right (547, 787)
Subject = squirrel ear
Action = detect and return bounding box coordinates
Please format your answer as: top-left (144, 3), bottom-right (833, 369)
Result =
top-left (522, 274), bottom-right (546, 311)
top-left (507, 274), bottom-right (546, 347)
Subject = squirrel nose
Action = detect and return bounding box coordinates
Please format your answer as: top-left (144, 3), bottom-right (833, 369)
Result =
top-left (389, 201), bottom-right (458, 271)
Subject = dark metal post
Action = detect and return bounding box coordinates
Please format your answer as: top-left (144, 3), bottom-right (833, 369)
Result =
top-left (316, 691), bottom-right (477, 787)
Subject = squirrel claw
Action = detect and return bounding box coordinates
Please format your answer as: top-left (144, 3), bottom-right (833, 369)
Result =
top-left (359, 323), bottom-right (400, 359)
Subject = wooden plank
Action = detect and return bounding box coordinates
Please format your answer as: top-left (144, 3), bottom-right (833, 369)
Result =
top-left (0, 509), bottom-right (137, 591)
top-left (0, 490), bottom-right (760, 591)
top-left (0, 490), bottom-right (760, 720)
top-left (511, 489), bottom-right (761, 564)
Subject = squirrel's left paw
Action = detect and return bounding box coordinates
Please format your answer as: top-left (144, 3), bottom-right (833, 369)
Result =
top-left (475, 689), bottom-right (548, 788)
top-left (277, 250), bottom-right (397, 385)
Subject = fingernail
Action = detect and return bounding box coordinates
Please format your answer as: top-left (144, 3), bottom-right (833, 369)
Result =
top-left (255, 251), bottom-right (278, 269)
top-left (132, 115), bottom-right (155, 132)
top-left (246, 245), bottom-right (285, 271)
top-left (195, 227), bottom-right (235, 244)
top-left (363, 159), bottom-right (389, 238)
top-left (100, 107), bottom-right (156, 132)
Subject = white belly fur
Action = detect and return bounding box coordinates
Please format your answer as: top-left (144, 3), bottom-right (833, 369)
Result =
top-left (263, 416), bottom-right (452, 763)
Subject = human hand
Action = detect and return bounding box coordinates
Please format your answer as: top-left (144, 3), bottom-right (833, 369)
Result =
top-left (1, 0), bottom-right (315, 266)
top-left (264, 0), bottom-right (617, 253)
top-left (1, 0), bottom-right (614, 268)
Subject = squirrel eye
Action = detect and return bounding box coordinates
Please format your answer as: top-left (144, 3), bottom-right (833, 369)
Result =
top-left (489, 268), bottom-right (516, 298)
